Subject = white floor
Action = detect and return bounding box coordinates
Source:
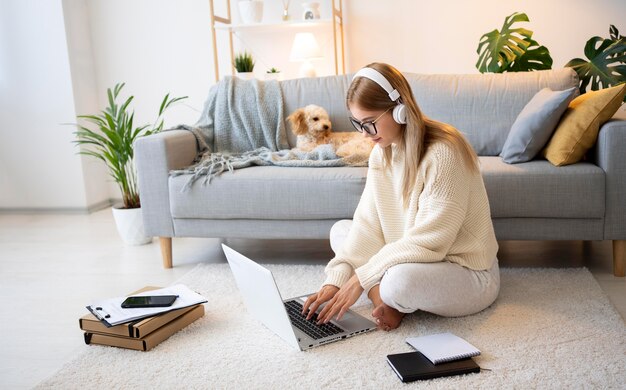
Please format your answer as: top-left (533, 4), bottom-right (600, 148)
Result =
top-left (1, 209), bottom-right (624, 389)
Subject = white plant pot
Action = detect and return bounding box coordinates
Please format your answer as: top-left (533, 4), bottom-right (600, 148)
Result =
top-left (237, 72), bottom-right (255, 80)
top-left (111, 205), bottom-right (152, 246)
top-left (265, 73), bottom-right (281, 81)
top-left (238, 0), bottom-right (264, 24)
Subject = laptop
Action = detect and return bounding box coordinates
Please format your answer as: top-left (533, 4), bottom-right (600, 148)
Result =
top-left (222, 244), bottom-right (377, 351)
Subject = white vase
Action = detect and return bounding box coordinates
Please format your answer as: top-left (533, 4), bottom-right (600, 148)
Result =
top-left (238, 0), bottom-right (264, 24)
top-left (111, 204), bottom-right (152, 246)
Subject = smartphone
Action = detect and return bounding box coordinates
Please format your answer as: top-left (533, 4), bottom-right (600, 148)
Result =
top-left (121, 295), bottom-right (178, 308)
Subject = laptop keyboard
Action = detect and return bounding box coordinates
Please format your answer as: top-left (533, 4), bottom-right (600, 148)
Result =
top-left (284, 300), bottom-right (344, 340)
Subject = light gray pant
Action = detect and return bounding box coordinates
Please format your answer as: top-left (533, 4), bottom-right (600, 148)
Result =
top-left (330, 220), bottom-right (500, 317)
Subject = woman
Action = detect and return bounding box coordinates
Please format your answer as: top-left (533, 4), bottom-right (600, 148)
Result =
top-left (302, 63), bottom-right (500, 331)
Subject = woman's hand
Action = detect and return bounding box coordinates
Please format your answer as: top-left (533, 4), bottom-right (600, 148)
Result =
top-left (302, 285), bottom-right (339, 321)
top-left (317, 274), bottom-right (364, 324)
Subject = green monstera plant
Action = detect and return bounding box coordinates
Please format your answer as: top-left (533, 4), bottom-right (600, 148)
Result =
top-left (476, 12), bottom-right (553, 73)
top-left (565, 25), bottom-right (626, 99)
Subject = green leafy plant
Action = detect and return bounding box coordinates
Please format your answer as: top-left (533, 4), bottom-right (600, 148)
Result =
top-left (73, 83), bottom-right (187, 209)
top-left (234, 51), bottom-right (255, 72)
top-left (565, 24), bottom-right (626, 97)
top-left (476, 12), bottom-right (553, 73)
top-left (266, 67), bottom-right (280, 74)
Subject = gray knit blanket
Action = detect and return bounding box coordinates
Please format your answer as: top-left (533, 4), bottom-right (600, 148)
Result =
top-left (193, 76), bottom-right (289, 153)
top-left (170, 76), bottom-right (368, 188)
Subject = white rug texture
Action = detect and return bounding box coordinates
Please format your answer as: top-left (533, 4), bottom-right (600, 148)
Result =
top-left (38, 264), bottom-right (625, 389)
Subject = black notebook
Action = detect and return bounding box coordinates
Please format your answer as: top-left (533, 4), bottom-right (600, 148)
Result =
top-left (386, 351), bottom-right (480, 382)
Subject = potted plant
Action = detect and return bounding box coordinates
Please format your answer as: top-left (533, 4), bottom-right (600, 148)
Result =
top-left (265, 67), bottom-right (281, 81)
top-left (234, 51), bottom-right (255, 79)
top-left (73, 83), bottom-right (186, 245)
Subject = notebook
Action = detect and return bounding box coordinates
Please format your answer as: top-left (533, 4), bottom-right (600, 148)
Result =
top-left (387, 351), bottom-right (480, 382)
top-left (406, 332), bottom-right (481, 365)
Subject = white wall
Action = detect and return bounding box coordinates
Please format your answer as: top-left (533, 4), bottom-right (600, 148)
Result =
top-left (81, 0), bottom-right (215, 199)
top-left (344, 0), bottom-right (626, 74)
top-left (62, 0), bottom-right (111, 210)
top-left (84, 0), bottom-right (213, 128)
top-left (0, 0), bottom-right (624, 211)
top-left (0, 0), bottom-right (92, 210)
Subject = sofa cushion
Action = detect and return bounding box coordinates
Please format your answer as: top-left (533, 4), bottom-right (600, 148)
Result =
top-left (281, 75), bottom-right (353, 148)
top-left (480, 157), bottom-right (605, 218)
top-left (404, 68), bottom-right (579, 156)
top-left (170, 157), bottom-right (604, 221)
top-left (279, 69), bottom-right (580, 156)
top-left (500, 87), bottom-right (576, 164)
top-left (170, 157), bottom-right (604, 220)
top-left (169, 166), bottom-right (368, 220)
top-left (543, 83), bottom-right (626, 166)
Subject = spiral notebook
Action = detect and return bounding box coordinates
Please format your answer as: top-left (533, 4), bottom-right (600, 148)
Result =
top-left (406, 332), bottom-right (480, 365)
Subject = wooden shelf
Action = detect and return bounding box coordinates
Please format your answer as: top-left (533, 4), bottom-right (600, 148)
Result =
top-left (209, 0), bottom-right (345, 82)
top-left (214, 19), bottom-right (333, 32)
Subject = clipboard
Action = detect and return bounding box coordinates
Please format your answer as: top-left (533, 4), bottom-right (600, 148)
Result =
top-left (86, 284), bottom-right (207, 327)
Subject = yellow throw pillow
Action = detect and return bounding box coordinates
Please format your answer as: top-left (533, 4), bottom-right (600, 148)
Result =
top-left (543, 83), bottom-right (626, 166)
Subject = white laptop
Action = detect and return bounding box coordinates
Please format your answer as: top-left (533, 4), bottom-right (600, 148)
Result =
top-left (222, 244), bottom-right (376, 351)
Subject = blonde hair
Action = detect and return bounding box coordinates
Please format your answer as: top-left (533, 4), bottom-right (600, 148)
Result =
top-left (347, 62), bottom-right (479, 208)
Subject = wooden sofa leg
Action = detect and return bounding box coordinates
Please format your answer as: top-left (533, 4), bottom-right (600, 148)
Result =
top-left (160, 237), bottom-right (173, 269)
top-left (613, 240), bottom-right (625, 277)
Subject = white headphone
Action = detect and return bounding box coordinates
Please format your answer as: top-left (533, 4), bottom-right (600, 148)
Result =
top-left (352, 67), bottom-right (407, 124)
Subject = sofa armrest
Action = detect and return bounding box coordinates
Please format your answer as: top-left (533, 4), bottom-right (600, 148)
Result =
top-left (593, 115), bottom-right (626, 239)
top-left (135, 130), bottom-right (198, 237)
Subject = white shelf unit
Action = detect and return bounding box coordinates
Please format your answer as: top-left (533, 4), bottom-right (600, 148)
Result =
top-left (209, 0), bottom-right (345, 82)
top-left (214, 19), bottom-right (333, 31)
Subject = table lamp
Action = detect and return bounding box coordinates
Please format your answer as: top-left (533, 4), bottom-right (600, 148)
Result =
top-left (289, 32), bottom-right (322, 78)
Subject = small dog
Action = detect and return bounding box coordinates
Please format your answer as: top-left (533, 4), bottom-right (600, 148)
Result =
top-left (287, 104), bottom-right (374, 158)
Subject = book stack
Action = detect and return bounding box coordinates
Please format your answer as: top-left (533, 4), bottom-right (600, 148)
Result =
top-left (387, 333), bottom-right (482, 382)
top-left (79, 286), bottom-right (205, 351)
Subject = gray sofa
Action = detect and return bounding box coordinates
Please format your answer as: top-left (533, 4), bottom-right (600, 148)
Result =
top-left (135, 68), bottom-right (625, 276)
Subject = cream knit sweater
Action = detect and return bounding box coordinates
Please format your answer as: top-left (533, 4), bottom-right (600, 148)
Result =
top-left (323, 141), bottom-right (499, 292)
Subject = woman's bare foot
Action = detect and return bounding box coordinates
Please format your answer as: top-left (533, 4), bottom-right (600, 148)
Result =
top-left (372, 302), bottom-right (405, 331)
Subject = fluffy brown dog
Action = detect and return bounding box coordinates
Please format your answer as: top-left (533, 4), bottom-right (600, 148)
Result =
top-left (287, 104), bottom-right (374, 158)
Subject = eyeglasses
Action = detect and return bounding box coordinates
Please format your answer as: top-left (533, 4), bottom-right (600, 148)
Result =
top-left (348, 107), bottom-right (392, 136)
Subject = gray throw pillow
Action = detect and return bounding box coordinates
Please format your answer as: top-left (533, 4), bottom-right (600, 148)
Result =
top-left (501, 87), bottom-right (577, 164)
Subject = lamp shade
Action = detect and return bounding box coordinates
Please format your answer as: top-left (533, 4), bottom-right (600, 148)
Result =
top-left (289, 32), bottom-right (322, 61)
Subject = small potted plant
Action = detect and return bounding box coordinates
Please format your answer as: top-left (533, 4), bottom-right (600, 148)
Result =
top-left (265, 67), bottom-right (281, 81)
top-left (72, 83), bottom-right (186, 245)
top-left (234, 51), bottom-right (255, 79)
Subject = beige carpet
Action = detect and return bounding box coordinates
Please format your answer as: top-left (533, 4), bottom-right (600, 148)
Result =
top-left (37, 264), bottom-right (625, 389)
